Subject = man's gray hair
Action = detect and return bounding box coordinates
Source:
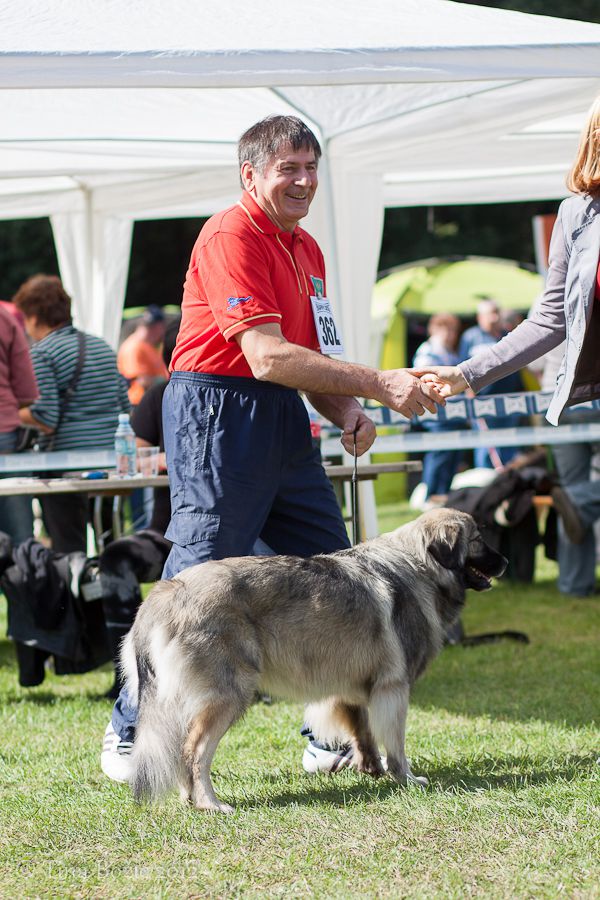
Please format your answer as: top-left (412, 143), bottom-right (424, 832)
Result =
top-left (238, 115), bottom-right (321, 182)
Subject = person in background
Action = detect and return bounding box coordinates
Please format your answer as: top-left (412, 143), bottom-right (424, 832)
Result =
top-left (117, 305), bottom-right (168, 407)
top-left (412, 313), bottom-right (462, 500)
top-left (117, 305), bottom-right (169, 529)
top-left (98, 319), bottom-right (179, 697)
top-left (13, 275), bottom-right (130, 553)
top-left (459, 298), bottom-right (523, 468)
top-left (0, 304), bottom-right (38, 546)
top-left (129, 317), bottom-right (180, 535)
top-left (0, 299), bottom-right (26, 328)
top-left (499, 308), bottom-right (524, 333)
top-left (415, 90), bottom-right (600, 578)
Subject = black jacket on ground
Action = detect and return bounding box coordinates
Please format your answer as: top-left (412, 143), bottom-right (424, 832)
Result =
top-left (0, 533), bottom-right (110, 685)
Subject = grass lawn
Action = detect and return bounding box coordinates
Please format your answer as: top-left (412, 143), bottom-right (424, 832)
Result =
top-left (0, 504), bottom-right (598, 898)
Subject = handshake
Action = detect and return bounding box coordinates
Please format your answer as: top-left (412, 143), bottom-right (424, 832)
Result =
top-left (375, 365), bottom-right (468, 419)
top-left (413, 365), bottom-right (468, 399)
top-left (341, 364), bottom-right (469, 458)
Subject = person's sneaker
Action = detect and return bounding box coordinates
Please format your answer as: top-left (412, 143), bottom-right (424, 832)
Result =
top-left (100, 721), bottom-right (133, 783)
top-left (302, 739), bottom-right (354, 774)
top-left (551, 486), bottom-right (586, 545)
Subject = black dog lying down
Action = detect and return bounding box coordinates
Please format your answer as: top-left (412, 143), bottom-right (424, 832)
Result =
top-left (122, 509), bottom-right (506, 813)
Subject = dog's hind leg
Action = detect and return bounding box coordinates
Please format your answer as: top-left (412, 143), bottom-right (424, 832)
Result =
top-left (331, 702), bottom-right (385, 778)
top-left (368, 681), bottom-right (428, 787)
top-left (182, 696), bottom-right (246, 814)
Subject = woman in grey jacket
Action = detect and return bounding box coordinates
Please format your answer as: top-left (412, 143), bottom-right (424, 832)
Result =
top-left (419, 93), bottom-right (600, 420)
top-left (416, 92), bottom-right (600, 591)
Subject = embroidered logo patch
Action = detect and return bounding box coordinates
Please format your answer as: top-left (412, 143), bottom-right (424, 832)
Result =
top-left (309, 276), bottom-right (324, 298)
top-left (227, 296), bottom-right (252, 310)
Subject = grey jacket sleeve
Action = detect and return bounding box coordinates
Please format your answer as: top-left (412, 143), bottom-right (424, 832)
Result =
top-left (460, 208), bottom-right (568, 393)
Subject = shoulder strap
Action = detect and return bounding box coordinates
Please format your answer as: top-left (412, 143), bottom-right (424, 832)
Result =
top-left (46, 330), bottom-right (86, 450)
top-left (62, 330), bottom-right (87, 410)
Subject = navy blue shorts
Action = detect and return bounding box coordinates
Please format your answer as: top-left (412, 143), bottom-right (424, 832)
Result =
top-left (161, 372), bottom-right (350, 578)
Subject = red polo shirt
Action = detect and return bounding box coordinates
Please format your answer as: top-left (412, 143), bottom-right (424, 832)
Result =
top-left (171, 193), bottom-right (324, 377)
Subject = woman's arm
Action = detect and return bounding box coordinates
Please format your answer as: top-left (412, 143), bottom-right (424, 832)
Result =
top-left (415, 212), bottom-right (569, 397)
top-left (462, 216), bottom-right (568, 392)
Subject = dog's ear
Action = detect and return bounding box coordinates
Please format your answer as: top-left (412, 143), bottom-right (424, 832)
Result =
top-left (427, 534), bottom-right (462, 570)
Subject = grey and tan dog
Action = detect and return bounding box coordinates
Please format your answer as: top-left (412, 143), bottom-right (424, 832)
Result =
top-left (121, 508), bottom-right (506, 812)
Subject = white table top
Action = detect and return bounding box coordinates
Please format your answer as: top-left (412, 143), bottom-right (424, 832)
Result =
top-left (0, 449), bottom-right (116, 474)
top-left (0, 460), bottom-right (421, 497)
top-left (0, 473), bottom-right (169, 496)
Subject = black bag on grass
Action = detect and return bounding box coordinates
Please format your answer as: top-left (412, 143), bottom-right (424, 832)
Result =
top-left (0, 532), bottom-right (110, 686)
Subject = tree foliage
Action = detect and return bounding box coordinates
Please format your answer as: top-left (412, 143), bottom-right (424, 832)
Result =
top-left (457, 0), bottom-right (600, 23)
top-left (124, 218), bottom-right (207, 309)
top-left (378, 200), bottom-right (559, 274)
top-left (0, 219), bottom-right (59, 300)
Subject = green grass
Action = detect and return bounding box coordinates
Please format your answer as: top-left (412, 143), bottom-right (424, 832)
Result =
top-left (0, 506), bottom-right (599, 898)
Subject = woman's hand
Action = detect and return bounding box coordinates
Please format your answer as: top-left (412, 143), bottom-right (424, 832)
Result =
top-left (408, 366), bottom-right (468, 398)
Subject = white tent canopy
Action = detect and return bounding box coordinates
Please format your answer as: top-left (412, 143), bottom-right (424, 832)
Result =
top-left (1, 0), bottom-right (600, 355)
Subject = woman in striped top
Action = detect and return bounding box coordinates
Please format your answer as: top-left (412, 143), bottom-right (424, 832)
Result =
top-left (13, 275), bottom-right (130, 552)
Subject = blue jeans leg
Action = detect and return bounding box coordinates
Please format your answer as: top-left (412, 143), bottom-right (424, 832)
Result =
top-left (552, 440), bottom-right (597, 596)
top-left (420, 422), bottom-right (462, 497)
top-left (472, 415), bottom-right (520, 468)
top-left (111, 685), bottom-right (138, 744)
top-left (0, 430), bottom-right (34, 546)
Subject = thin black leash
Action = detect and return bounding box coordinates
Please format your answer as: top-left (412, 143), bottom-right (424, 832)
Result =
top-left (351, 431), bottom-right (360, 545)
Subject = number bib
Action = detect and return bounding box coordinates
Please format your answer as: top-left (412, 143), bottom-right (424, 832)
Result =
top-left (310, 296), bottom-right (344, 355)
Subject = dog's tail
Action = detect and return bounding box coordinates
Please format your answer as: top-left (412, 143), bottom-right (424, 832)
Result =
top-left (120, 585), bottom-right (189, 803)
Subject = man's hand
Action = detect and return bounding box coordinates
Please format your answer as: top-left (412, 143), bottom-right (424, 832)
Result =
top-left (340, 409), bottom-right (376, 456)
top-left (376, 369), bottom-right (446, 417)
top-left (409, 366), bottom-right (468, 398)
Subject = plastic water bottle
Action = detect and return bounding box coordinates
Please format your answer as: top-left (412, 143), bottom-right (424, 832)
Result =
top-left (114, 413), bottom-right (137, 477)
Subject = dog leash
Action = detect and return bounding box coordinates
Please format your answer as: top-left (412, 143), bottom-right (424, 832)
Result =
top-left (351, 432), bottom-right (360, 545)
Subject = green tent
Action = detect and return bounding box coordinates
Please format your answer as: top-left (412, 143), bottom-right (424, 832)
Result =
top-left (372, 257), bottom-right (544, 370)
top-left (370, 257), bottom-right (544, 502)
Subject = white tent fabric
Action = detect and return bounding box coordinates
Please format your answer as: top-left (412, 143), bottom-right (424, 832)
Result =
top-left (1, 0), bottom-right (600, 350)
top-left (2, 0), bottom-right (600, 537)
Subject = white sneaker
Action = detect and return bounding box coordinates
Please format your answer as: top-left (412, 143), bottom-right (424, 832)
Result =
top-left (100, 722), bottom-right (133, 783)
top-left (302, 740), bottom-right (354, 774)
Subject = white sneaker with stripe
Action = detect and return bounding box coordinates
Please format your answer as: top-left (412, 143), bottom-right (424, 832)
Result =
top-left (100, 721), bottom-right (133, 784)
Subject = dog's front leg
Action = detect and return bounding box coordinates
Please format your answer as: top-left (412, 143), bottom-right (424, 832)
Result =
top-left (369, 681), bottom-right (428, 788)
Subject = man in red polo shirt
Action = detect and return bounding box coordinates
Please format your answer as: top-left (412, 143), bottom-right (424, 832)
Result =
top-left (102, 115), bottom-right (443, 784)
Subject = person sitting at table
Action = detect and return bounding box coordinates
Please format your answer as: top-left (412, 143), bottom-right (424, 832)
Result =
top-left (12, 274), bottom-right (130, 553)
top-left (0, 303), bottom-right (39, 546)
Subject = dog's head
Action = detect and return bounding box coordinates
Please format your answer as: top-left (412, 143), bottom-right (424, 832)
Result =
top-left (418, 508), bottom-right (507, 590)
top-left (390, 508), bottom-right (506, 591)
